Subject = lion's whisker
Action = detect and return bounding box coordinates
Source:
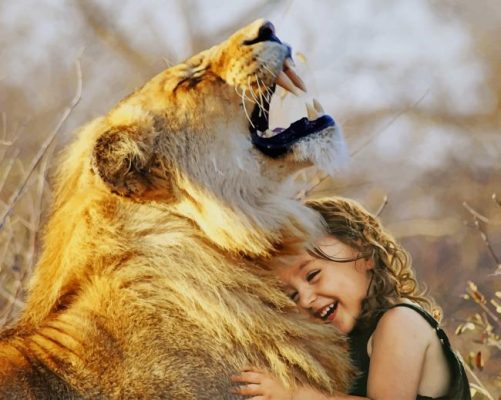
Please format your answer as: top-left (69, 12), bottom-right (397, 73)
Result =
top-left (235, 85), bottom-right (255, 105)
top-left (249, 76), bottom-right (267, 118)
top-left (247, 78), bottom-right (261, 108)
top-left (255, 75), bottom-right (264, 105)
top-left (256, 76), bottom-right (272, 107)
top-left (257, 75), bottom-right (274, 103)
top-left (254, 75), bottom-right (269, 114)
top-left (256, 58), bottom-right (277, 79)
top-left (240, 88), bottom-right (255, 129)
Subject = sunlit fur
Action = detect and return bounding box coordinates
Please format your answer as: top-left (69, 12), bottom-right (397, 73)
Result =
top-left (0, 20), bottom-right (352, 399)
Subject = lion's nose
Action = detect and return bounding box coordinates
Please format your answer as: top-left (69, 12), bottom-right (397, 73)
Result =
top-left (258, 21), bottom-right (275, 40)
top-left (244, 20), bottom-right (281, 45)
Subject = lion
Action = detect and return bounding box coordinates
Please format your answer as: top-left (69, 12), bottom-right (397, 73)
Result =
top-left (0, 20), bottom-right (353, 399)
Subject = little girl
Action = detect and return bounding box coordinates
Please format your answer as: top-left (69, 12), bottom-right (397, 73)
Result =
top-left (231, 197), bottom-right (470, 399)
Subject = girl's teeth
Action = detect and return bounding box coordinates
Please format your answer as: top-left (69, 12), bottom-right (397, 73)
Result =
top-left (320, 303), bottom-right (336, 318)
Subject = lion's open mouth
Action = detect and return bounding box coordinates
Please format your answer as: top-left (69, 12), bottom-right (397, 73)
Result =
top-left (249, 54), bottom-right (335, 158)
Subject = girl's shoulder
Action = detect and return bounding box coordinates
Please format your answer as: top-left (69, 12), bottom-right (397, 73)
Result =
top-left (368, 301), bottom-right (436, 356)
top-left (366, 302), bottom-right (453, 398)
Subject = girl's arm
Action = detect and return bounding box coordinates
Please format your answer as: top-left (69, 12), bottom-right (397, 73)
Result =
top-left (294, 386), bottom-right (368, 400)
top-left (232, 307), bottom-right (434, 400)
top-left (231, 370), bottom-right (369, 400)
top-left (366, 306), bottom-right (433, 400)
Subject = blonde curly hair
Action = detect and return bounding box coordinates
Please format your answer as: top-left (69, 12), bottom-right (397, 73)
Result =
top-left (304, 196), bottom-right (441, 327)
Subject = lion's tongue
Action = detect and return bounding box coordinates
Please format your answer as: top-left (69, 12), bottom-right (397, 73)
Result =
top-left (251, 115), bottom-right (335, 158)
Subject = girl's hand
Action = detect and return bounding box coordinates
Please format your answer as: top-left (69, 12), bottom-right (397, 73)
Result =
top-left (230, 368), bottom-right (293, 400)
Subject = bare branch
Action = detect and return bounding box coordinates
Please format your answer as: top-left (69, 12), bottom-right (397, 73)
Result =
top-left (0, 287), bottom-right (24, 309)
top-left (463, 201), bottom-right (501, 271)
top-left (0, 59), bottom-right (82, 231)
top-left (0, 149), bottom-right (20, 194)
top-left (178, 0), bottom-right (288, 52)
top-left (375, 195), bottom-right (389, 217)
top-left (1, 112), bottom-right (6, 140)
top-left (350, 89), bottom-right (430, 157)
top-left (473, 217), bottom-right (501, 268)
top-left (462, 201), bottom-right (500, 225)
top-left (466, 281), bottom-right (501, 331)
top-left (493, 193), bottom-right (501, 207)
top-left (0, 259), bottom-right (28, 327)
top-left (76, 0), bottom-right (152, 71)
top-left (461, 358), bottom-right (495, 400)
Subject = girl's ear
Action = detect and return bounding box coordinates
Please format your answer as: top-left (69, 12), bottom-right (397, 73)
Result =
top-left (363, 255), bottom-right (375, 271)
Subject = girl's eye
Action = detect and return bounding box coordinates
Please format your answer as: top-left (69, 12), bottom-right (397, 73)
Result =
top-left (306, 270), bottom-right (320, 282)
top-left (288, 291), bottom-right (299, 303)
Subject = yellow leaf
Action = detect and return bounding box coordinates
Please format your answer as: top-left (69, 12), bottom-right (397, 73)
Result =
top-left (467, 352), bottom-right (476, 369)
top-left (455, 322), bottom-right (476, 335)
top-left (295, 51), bottom-right (307, 65)
top-left (490, 299), bottom-right (501, 313)
top-left (475, 351), bottom-right (484, 370)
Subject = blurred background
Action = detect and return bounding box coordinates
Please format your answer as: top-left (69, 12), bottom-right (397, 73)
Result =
top-left (0, 0), bottom-right (499, 397)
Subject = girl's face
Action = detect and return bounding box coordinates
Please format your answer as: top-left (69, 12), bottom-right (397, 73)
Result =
top-left (275, 235), bottom-right (373, 334)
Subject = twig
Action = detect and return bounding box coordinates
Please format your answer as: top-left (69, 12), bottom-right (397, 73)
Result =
top-left (474, 218), bottom-right (500, 267)
top-left (492, 193), bottom-right (501, 207)
top-left (180, 0), bottom-right (287, 51)
top-left (375, 195), bottom-right (388, 217)
top-left (351, 89), bottom-right (430, 157)
top-left (0, 258), bottom-right (27, 327)
top-left (0, 287), bottom-right (24, 309)
top-left (468, 215), bottom-right (501, 273)
top-left (27, 143), bottom-right (55, 270)
top-left (466, 283), bottom-right (501, 330)
top-left (462, 200), bottom-right (501, 275)
top-left (462, 201), bottom-right (499, 225)
top-left (0, 58), bottom-right (82, 231)
top-left (76, 0), bottom-right (151, 71)
top-left (0, 148), bottom-right (20, 194)
top-left (305, 174), bottom-right (330, 198)
top-left (1, 112), bottom-right (6, 139)
top-left (460, 355), bottom-right (495, 400)
top-left (0, 226), bottom-right (13, 275)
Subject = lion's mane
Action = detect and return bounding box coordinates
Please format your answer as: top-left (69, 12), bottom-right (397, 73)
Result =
top-left (0, 20), bottom-right (353, 399)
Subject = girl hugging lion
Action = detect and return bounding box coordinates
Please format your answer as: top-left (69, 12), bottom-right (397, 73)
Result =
top-left (232, 197), bottom-right (470, 400)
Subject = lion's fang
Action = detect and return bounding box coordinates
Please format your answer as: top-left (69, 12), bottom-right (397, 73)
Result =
top-left (276, 71), bottom-right (301, 96)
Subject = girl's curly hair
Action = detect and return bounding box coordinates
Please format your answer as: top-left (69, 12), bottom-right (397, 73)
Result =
top-left (305, 197), bottom-right (441, 327)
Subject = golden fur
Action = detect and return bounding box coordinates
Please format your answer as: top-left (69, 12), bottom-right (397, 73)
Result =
top-left (0, 20), bottom-right (352, 399)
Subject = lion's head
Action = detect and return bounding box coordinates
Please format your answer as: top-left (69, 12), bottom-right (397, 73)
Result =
top-left (85, 19), bottom-right (347, 257)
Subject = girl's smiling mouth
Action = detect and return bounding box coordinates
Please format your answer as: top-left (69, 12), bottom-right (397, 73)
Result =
top-left (317, 302), bottom-right (339, 321)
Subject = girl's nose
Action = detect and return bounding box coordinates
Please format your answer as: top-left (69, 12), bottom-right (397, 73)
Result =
top-left (298, 288), bottom-right (317, 309)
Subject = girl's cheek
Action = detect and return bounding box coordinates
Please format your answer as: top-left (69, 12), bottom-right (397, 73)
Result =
top-left (297, 306), bottom-right (312, 318)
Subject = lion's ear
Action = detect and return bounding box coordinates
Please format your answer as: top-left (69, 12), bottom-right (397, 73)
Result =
top-left (91, 125), bottom-right (158, 198)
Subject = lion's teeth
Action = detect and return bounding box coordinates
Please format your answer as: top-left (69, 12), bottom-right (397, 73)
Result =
top-left (312, 98), bottom-right (325, 114)
top-left (256, 129), bottom-right (274, 138)
top-left (284, 57), bottom-right (296, 68)
top-left (283, 60), bottom-right (306, 92)
top-left (263, 129), bottom-right (274, 138)
top-left (276, 71), bottom-right (301, 96)
top-left (306, 102), bottom-right (317, 120)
